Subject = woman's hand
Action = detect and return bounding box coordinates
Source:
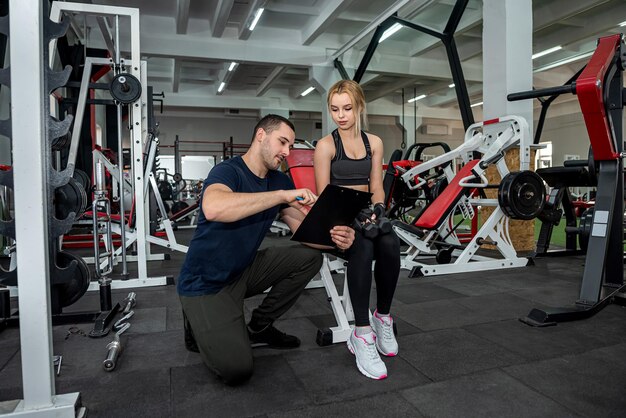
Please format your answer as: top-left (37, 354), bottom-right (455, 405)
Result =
top-left (330, 225), bottom-right (355, 251)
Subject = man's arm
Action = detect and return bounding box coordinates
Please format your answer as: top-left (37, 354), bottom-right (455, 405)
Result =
top-left (202, 183), bottom-right (316, 223)
top-left (280, 206), bottom-right (354, 251)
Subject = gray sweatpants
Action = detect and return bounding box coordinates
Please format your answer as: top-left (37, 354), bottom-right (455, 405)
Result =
top-left (180, 244), bottom-right (323, 385)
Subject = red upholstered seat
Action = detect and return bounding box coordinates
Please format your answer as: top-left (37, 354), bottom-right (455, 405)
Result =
top-left (413, 160), bottom-right (480, 230)
top-left (286, 148), bottom-right (317, 194)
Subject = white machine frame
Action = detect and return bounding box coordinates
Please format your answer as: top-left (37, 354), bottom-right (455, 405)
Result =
top-left (394, 115), bottom-right (539, 277)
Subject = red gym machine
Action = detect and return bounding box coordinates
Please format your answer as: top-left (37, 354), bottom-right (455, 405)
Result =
top-left (509, 34), bottom-right (626, 325)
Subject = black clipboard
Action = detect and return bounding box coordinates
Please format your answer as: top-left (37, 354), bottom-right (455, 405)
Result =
top-left (291, 184), bottom-right (372, 246)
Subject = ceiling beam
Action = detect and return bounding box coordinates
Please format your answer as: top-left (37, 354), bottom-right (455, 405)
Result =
top-left (239, 0), bottom-right (268, 41)
top-left (212, 0), bottom-right (235, 38)
top-left (302, 0), bottom-right (353, 46)
top-left (176, 0), bottom-right (190, 35)
top-left (367, 77), bottom-right (419, 102)
top-left (533, 0), bottom-right (610, 32)
top-left (256, 66), bottom-right (287, 97)
top-left (533, 1), bottom-right (626, 52)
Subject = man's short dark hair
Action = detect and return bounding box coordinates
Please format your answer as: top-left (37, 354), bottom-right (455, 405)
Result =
top-left (251, 114), bottom-right (295, 142)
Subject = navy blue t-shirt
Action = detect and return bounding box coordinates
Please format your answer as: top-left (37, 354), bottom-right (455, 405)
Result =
top-left (177, 156), bottom-right (294, 296)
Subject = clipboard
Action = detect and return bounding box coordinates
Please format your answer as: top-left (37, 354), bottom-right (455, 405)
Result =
top-left (291, 184), bottom-right (372, 246)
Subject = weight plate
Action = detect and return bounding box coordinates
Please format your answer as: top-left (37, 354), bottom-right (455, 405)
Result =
top-left (109, 73), bottom-right (142, 104)
top-left (56, 251), bottom-right (91, 308)
top-left (55, 177), bottom-right (88, 220)
top-left (498, 171), bottom-right (546, 220)
top-left (579, 207), bottom-right (594, 252)
top-left (171, 201), bottom-right (189, 215)
top-left (158, 180), bottom-right (173, 201)
top-left (72, 168), bottom-right (91, 193)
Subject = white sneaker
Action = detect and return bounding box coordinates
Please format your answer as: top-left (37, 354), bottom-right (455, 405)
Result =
top-left (370, 310), bottom-right (398, 356)
top-left (346, 330), bottom-right (387, 380)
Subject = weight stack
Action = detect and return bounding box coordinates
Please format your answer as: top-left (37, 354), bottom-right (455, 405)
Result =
top-left (481, 148), bottom-right (537, 252)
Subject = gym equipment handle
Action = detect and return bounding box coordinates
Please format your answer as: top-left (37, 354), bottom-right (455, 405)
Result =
top-left (508, 83), bottom-right (576, 101)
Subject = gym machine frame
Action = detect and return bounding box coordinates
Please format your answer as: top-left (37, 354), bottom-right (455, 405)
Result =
top-left (393, 115), bottom-right (541, 277)
top-left (49, 2), bottom-right (174, 289)
top-left (509, 34), bottom-right (626, 326)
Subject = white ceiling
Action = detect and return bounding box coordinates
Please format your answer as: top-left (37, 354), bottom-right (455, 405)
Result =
top-left (66, 0), bottom-right (626, 120)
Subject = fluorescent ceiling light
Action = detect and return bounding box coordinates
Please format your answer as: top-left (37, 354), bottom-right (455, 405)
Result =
top-left (249, 8), bottom-right (264, 31)
top-left (379, 23), bottom-right (403, 43)
top-left (228, 62), bottom-right (237, 72)
top-left (218, 82), bottom-right (226, 93)
top-left (532, 45), bottom-right (562, 60)
top-left (619, 20), bottom-right (626, 27)
top-left (448, 83), bottom-right (455, 88)
top-left (470, 101), bottom-right (483, 107)
top-left (533, 50), bottom-right (594, 72)
top-left (407, 94), bottom-right (426, 103)
top-left (300, 86), bottom-right (315, 97)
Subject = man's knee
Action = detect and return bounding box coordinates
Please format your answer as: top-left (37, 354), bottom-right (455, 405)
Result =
top-left (298, 247), bottom-right (323, 278)
top-left (212, 356), bottom-right (254, 386)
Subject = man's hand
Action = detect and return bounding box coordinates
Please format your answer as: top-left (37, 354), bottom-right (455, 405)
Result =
top-left (284, 188), bottom-right (317, 215)
top-left (330, 225), bottom-right (355, 251)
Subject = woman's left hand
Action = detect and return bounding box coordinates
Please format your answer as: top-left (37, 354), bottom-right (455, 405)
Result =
top-left (330, 225), bottom-right (355, 251)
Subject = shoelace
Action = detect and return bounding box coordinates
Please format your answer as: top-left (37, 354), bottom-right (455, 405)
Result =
top-left (380, 320), bottom-right (394, 341)
top-left (364, 340), bottom-right (380, 360)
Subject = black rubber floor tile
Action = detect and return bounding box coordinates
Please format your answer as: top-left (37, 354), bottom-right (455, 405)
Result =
top-left (57, 367), bottom-right (171, 418)
top-left (52, 328), bottom-right (201, 381)
top-left (465, 318), bottom-right (610, 361)
top-left (267, 392), bottom-right (424, 418)
top-left (0, 327), bottom-right (19, 372)
top-left (283, 344), bottom-right (430, 404)
top-left (511, 284), bottom-right (581, 308)
top-left (398, 328), bottom-right (524, 381)
top-left (400, 369), bottom-right (579, 418)
top-left (433, 276), bottom-right (516, 297)
top-left (127, 306), bottom-right (167, 334)
top-left (394, 293), bottom-right (534, 331)
top-left (394, 282), bottom-right (465, 304)
top-left (504, 343), bottom-right (626, 417)
top-left (171, 355), bottom-right (311, 418)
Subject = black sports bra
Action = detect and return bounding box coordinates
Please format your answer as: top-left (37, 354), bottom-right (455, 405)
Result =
top-left (329, 129), bottom-right (371, 187)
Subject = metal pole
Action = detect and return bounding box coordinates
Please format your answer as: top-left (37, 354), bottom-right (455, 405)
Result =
top-left (115, 14), bottom-right (128, 278)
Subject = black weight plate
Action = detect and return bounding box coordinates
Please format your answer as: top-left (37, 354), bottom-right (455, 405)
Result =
top-left (51, 132), bottom-right (71, 151)
top-left (430, 177), bottom-right (448, 201)
top-left (55, 177), bottom-right (88, 220)
top-left (498, 171), bottom-right (546, 220)
top-left (56, 251), bottom-right (91, 308)
top-left (171, 201), bottom-right (189, 215)
top-left (158, 180), bottom-right (173, 201)
top-left (110, 73), bottom-right (142, 104)
top-left (579, 207), bottom-right (594, 252)
top-left (72, 168), bottom-right (91, 193)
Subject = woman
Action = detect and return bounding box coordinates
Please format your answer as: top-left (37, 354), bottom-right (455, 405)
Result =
top-left (314, 79), bottom-right (401, 380)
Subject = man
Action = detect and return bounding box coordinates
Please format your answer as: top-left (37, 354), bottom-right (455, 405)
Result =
top-left (178, 114), bottom-right (355, 385)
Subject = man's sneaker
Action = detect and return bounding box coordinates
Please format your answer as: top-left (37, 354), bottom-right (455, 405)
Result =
top-left (370, 310), bottom-right (398, 356)
top-left (248, 324), bottom-right (301, 349)
top-left (183, 313), bottom-right (200, 353)
top-left (346, 330), bottom-right (387, 380)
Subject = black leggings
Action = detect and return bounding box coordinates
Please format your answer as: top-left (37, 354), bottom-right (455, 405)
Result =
top-left (346, 229), bottom-right (401, 326)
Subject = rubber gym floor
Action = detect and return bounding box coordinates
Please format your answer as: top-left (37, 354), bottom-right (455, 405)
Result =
top-left (1, 228), bottom-right (625, 418)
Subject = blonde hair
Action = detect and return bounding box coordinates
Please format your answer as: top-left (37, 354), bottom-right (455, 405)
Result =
top-left (327, 79), bottom-right (368, 135)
